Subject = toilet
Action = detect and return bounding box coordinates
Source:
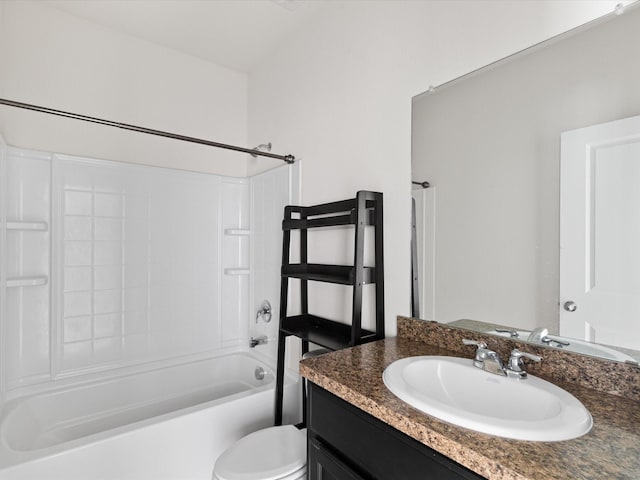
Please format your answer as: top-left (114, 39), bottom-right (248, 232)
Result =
top-left (212, 425), bottom-right (307, 480)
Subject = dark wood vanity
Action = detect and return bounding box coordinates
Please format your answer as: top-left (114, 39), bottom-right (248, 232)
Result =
top-left (308, 383), bottom-right (484, 479)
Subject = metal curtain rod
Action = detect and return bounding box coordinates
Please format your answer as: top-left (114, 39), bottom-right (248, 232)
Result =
top-left (412, 180), bottom-right (430, 188)
top-left (0, 98), bottom-right (295, 164)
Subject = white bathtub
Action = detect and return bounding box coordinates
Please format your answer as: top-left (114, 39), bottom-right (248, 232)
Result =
top-left (0, 351), bottom-right (299, 480)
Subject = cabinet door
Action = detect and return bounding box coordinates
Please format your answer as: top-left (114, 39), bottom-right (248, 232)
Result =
top-left (308, 438), bottom-right (368, 480)
top-left (308, 384), bottom-right (485, 480)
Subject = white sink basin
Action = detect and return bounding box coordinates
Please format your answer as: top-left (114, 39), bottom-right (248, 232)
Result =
top-left (383, 356), bottom-right (592, 441)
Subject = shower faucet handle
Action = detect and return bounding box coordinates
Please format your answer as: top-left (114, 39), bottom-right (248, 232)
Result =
top-left (256, 300), bottom-right (272, 323)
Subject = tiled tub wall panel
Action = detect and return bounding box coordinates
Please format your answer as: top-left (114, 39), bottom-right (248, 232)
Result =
top-left (250, 165), bottom-right (296, 361)
top-left (221, 177), bottom-right (250, 347)
top-left (55, 155), bottom-right (226, 375)
top-left (2, 148), bottom-right (52, 388)
top-left (1, 149), bottom-right (258, 391)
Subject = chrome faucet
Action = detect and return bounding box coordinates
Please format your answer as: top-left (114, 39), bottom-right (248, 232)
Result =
top-left (463, 339), bottom-right (542, 379)
top-left (462, 339), bottom-right (506, 376)
top-left (527, 327), bottom-right (549, 343)
top-left (495, 327), bottom-right (520, 338)
top-left (527, 327), bottom-right (570, 348)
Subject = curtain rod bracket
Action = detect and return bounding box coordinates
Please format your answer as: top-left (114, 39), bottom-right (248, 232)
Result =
top-left (250, 142), bottom-right (272, 158)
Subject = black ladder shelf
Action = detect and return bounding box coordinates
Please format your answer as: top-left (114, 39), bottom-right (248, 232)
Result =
top-left (274, 190), bottom-right (385, 425)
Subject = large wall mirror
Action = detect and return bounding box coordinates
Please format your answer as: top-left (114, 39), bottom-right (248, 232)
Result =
top-left (411, 4), bottom-right (640, 363)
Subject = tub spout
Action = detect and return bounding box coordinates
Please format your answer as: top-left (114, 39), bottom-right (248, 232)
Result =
top-left (250, 336), bottom-right (268, 348)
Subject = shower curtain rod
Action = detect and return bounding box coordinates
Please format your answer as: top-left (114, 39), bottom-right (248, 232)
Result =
top-left (0, 98), bottom-right (295, 164)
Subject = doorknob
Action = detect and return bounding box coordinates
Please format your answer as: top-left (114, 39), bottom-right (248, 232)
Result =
top-left (563, 301), bottom-right (577, 312)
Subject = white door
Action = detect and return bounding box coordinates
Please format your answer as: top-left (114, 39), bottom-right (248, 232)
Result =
top-left (560, 114), bottom-right (640, 350)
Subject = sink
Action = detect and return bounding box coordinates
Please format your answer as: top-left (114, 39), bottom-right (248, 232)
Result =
top-left (383, 356), bottom-right (592, 441)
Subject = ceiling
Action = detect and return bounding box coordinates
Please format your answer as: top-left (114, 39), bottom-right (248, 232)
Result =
top-left (45, 0), bottom-right (327, 73)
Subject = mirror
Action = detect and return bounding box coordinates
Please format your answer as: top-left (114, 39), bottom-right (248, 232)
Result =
top-left (411, 4), bottom-right (640, 363)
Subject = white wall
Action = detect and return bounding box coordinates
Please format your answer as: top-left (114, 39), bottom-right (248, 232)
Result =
top-left (0, 2), bottom-right (5, 136)
top-left (0, 1), bottom-right (248, 176)
top-left (248, 0), bottom-right (624, 335)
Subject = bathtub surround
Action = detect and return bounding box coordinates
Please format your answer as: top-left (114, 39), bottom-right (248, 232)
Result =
top-left (0, 142), bottom-right (299, 389)
top-left (5, 148), bottom-right (213, 388)
top-left (0, 143), bottom-right (301, 478)
top-left (300, 316), bottom-right (640, 479)
top-left (250, 163), bottom-right (301, 367)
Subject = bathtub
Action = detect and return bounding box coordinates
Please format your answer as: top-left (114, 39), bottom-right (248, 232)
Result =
top-left (0, 351), bottom-right (299, 480)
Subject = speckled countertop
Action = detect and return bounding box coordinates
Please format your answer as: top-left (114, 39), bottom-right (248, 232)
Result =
top-left (300, 317), bottom-right (640, 480)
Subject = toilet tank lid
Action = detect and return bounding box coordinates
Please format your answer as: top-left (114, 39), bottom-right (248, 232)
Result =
top-left (214, 425), bottom-right (307, 480)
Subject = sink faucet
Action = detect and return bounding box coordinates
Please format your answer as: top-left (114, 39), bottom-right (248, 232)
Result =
top-left (527, 327), bottom-right (571, 348)
top-left (463, 339), bottom-right (542, 379)
top-left (462, 339), bottom-right (506, 376)
top-left (527, 327), bottom-right (549, 343)
top-left (494, 327), bottom-right (520, 338)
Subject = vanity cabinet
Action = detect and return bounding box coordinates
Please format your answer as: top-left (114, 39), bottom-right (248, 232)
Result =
top-left (307, 384), bottom-right (485, 480)
top-left (309, 437), bottom-right (367, 480)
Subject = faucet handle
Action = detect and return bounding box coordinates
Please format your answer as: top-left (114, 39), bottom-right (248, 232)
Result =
top-left (463, 339), bottom-right (489, 368)
top-left (495, 328), bottom-right (520, 338)
top-left (541, 336), bottom-right (571, 347)
top-left (506, 349), bottom-right (542, 379)
top-left (511, 349), bottom-right (542, 363)
top-left (255, 300), bottom-right (272, 323)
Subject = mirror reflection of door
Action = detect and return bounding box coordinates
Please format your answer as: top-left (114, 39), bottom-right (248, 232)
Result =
top-left (560, 114), bottom-right (640, 350)
top-left (411, 187), bottom-right (435, 321)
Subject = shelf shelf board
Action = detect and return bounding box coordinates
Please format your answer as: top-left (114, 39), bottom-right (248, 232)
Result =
top-left (282, 210), bottom-right (375, 231)
top-left (224, 228), bottom-right (251, 236)
top-left (281, 314), bottom-right (380, 351)
top-left (6, 221), bottom-right (48, 231)
top-left (224, 268), bottom-right (250, 276)
top-left (282, 264), bottom-right (375, 285)
top-left (7, 276), bottom-right (49, 287)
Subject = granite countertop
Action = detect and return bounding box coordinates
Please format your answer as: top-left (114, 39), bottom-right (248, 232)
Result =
top-left (300, 334), bottom-right (640, 480)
